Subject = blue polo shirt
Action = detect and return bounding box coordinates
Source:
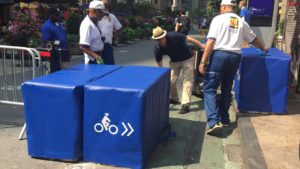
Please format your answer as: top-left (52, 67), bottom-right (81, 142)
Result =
top-left (41, 19), bottom-right (67, 49)
top-left (154, 32), bottom-right (193, 62)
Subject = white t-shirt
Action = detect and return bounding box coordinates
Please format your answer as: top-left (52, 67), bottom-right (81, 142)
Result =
top-left (98, 13), bottom-right (122, 44)
top-left (79, 16), bottom-right (104, 64)
top-left (207, 13), bottom-right (256, 54)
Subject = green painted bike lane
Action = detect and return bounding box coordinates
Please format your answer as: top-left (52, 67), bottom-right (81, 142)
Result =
top-left (147, 96), bottom-right (244, 169)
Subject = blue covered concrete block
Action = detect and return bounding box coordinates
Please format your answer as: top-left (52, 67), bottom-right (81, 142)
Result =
top-left (83, 66), bottom-right (170, 169)
top-left (22, 64), bottom-right (121, 160)
top-left (235, 48), bottom-right (291, 114)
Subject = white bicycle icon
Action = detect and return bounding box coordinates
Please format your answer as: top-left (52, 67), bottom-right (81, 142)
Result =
top-left (94, 113), bottom-right (118, 135)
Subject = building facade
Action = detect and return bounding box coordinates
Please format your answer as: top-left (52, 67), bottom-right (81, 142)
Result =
top-left (0, 0), bottom-right (14, 26)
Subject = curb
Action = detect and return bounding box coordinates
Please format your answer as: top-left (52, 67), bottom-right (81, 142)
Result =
top-left (237, 113), bottom-right (268, 169)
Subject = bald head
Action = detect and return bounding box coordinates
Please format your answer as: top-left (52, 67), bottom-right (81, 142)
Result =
top-left (220, 4), bottom-right (235, 14)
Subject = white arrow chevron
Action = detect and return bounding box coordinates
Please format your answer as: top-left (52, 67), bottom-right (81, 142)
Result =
top-left (121, 122), bottom-right (134, 137)
top-left (121, 122), bottom-right (128, 136)
top-left (127, 123), bottom-right (134, 136)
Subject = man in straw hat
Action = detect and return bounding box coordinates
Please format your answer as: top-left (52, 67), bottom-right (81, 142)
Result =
top-left (199, 0), bottom-right (267, 135)
top-left (79, 0), bottom-right (108, 64)
top-left (152, 26), bottom-right (205, 114)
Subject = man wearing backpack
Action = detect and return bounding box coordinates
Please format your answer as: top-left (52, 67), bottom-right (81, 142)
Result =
top-left (175, 10), bottom-right (191, 35)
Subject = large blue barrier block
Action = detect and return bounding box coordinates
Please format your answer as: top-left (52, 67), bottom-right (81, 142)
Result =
top-left (22, 64), bottom-right (121, 161)
top-left (84, 66), bottom-right (171, 169)
top-left (234, 48), bottom-right (291, 113)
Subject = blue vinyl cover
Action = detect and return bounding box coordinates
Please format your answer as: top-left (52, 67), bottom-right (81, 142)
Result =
top-left (21, 64), bottom-right (121, 160)
top-left (234, 48), bottom-right (291, 113)
top-left (83, 66), bottom-right (171, 169)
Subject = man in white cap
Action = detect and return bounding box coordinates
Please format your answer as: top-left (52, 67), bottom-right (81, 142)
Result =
top-left (79, 0), bottom-right (108, 64)
top-left (152, 26), bottom-right (205, 114)
top-left (199, 0), bottom-right (267, 135)
top-left (98, 0), bottom-right (122, 65)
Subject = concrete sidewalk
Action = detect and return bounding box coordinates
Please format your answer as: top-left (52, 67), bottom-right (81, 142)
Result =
top-left (238, 89), bottom-right (300, 169)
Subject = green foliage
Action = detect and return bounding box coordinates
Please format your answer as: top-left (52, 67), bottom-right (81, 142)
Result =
top-left (131, 2), bottom-right (155, 18)
top-left (275, 20), bottom-right (284, 37)
top-left (208, 0), bottom-right (222, 9)
top-left (118, 27), bottom-right (136, 43)
top-left (127, 16), bottom-right (137, 29)
top-left (207, 0), bottom-right (222, 18)
top-left (124, 27), bottom-right (135, 41)
top-left (111, 2), bottom-right (132, 15)
top-left (66, 13), bottom-right (82, 35)
top-left (135, 27), bottom-right (145, 39)
top-left (27, 36), bottom-right (42, 48)
top-left (144, 22), bottom-right (153, 37)
top-left (155, 16), bottom-right (164, 26)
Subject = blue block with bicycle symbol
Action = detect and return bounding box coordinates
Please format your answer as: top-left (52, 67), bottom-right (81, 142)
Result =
top-left (83, 66), bottom-right (171, 169)
top-left (22, 64), bottom-right (121, 161)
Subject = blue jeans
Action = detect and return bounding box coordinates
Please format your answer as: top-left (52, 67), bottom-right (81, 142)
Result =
top-left (102, 43), bottom-right (115, 65)
top-left (204, 50), bottom-right (241, 128)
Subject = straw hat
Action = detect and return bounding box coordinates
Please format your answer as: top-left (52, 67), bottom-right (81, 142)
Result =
top-left (152, 26), bottom-right (167, 40)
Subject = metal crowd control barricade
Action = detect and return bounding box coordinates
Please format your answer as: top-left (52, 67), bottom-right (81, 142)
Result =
top-left (37, 40), bottom-right (63, 74)
top-left (0, 45), bottom-right (45, 140)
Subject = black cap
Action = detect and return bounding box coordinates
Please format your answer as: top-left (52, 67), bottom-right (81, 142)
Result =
top-left (48, 7), bottom-right (60, 16)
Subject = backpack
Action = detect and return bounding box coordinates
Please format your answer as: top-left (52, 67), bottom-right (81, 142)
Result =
top-left (179, 16), bottom-right (191, 33)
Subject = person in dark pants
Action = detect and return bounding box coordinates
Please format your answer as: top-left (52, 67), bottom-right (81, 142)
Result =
top-left (152, 26), bottom-right (205, 114)
top-left (41, 7), bottom-right (70, 72)
top-left (199, 0), bottom-right (267, 135)
top-left (193, 47), bottom-right (204, 99)
top-left (98, 0), bottom-right (122, 65)
top-left (175, 10), bottom-right (191, 35)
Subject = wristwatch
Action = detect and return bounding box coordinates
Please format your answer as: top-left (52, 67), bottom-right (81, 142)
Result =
top-left (200, 60), bottom-right (207, 64)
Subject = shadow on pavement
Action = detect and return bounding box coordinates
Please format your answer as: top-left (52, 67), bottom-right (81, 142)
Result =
top-left (147, 117), bottom-right (206, 168)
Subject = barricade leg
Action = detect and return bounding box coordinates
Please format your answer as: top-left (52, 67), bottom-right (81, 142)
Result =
top-left (18, 123), bottom-right (26, 140)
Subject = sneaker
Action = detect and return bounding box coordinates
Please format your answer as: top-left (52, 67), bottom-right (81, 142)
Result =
top-left (178, 104), bottom-right (190, 114)
top-left (206, 122), bottom-right (223, 134)
top-left (222, 121), bottom-right (230, 127)
top-left (170, 99), bottom-right (180, 105)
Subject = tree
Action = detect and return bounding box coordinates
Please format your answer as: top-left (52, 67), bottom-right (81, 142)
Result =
top-left (207, 0), bottom-right (221, 18)
top-left (131, 2), bottom-right (155, 18)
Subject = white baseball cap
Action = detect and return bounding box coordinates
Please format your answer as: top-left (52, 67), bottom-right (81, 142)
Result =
top-left (220, 0), bottom-right (236, 6)
top-left (89, 0), bottom-right (108, 13)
